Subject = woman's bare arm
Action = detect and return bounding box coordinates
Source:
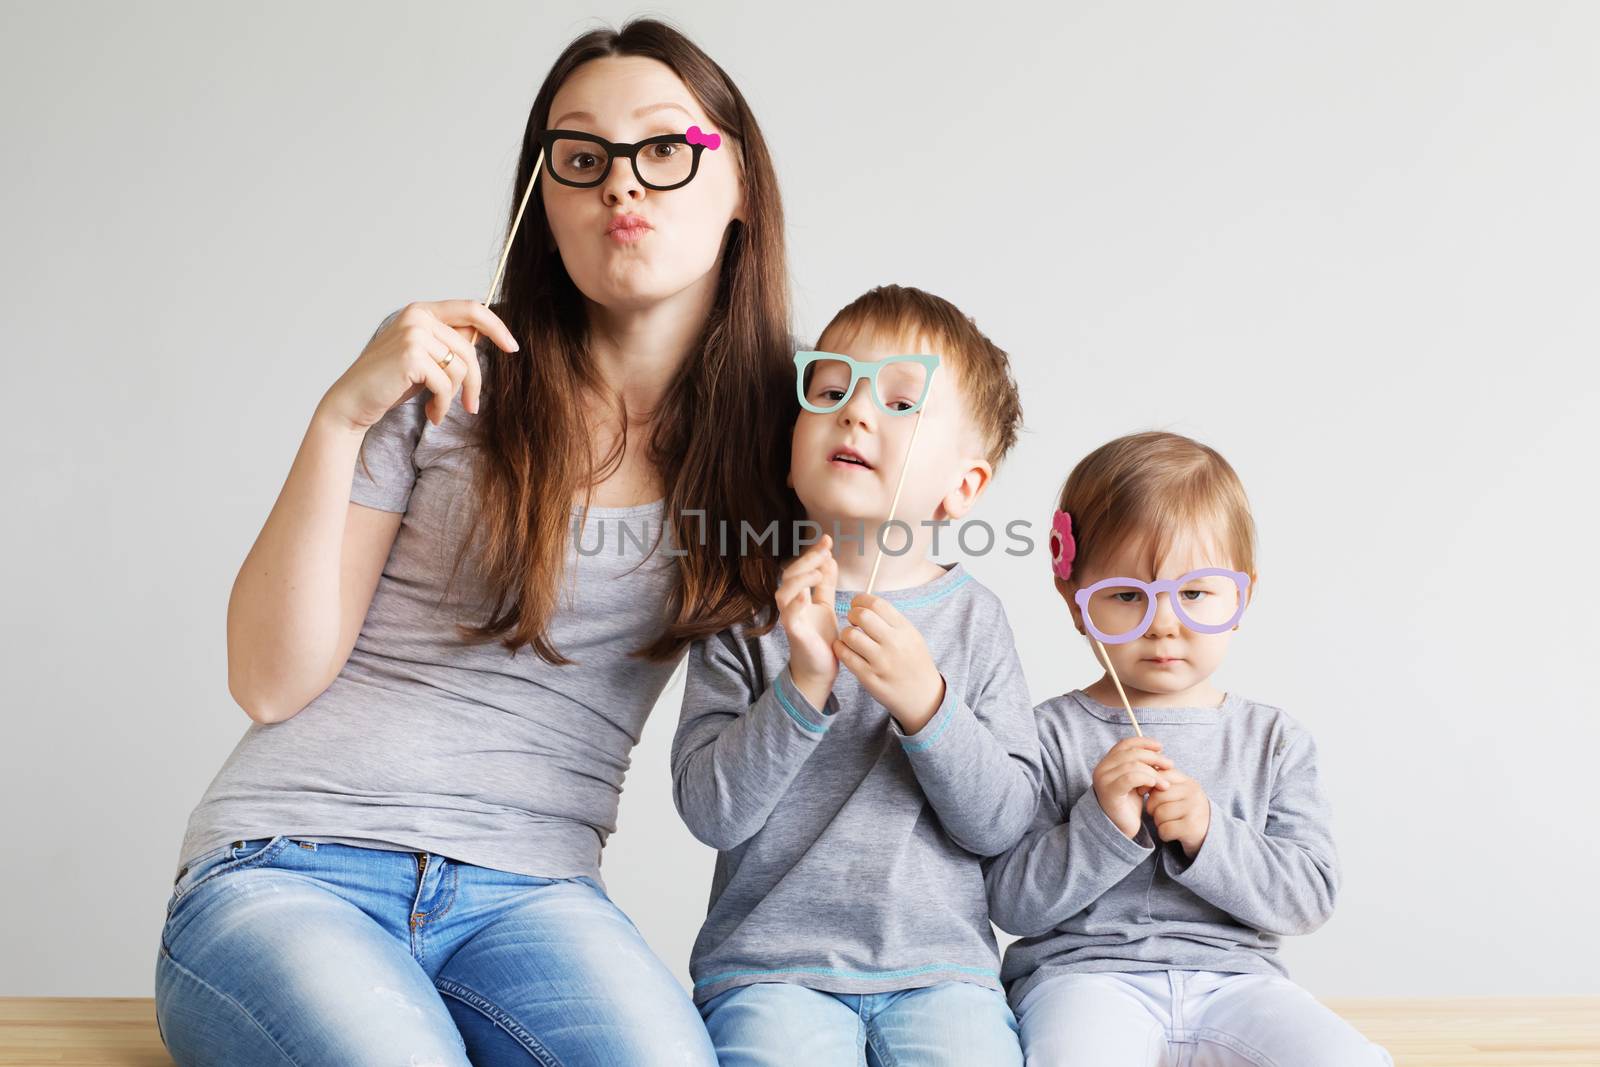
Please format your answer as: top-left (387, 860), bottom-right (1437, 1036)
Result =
top-left (225, 301), bottom-right (518, 724)
top-left (225, 408), bottom-right (403, 724)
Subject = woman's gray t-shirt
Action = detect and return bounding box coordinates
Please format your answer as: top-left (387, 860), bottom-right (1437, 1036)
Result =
top-left (175, 318), bottom-right (681, 884)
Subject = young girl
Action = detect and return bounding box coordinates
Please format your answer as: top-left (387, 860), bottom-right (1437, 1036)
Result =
top-left (986, 431), bottom-right (1392, 1066)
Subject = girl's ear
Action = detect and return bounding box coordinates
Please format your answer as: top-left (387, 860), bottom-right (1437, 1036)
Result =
top-left (1056, 578), bottom-right (1087, 635)
top-left (1234, 571), bottom-right (1259, 629)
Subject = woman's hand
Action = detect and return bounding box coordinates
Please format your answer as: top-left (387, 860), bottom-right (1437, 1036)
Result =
top-left (834, 594), bottom-right (945, 734)
top-left (1092, 736), bottom-right (1173, 840)
top-left (776, 534), bottom-right (841, 707)
top-left (320, 300), bottom-right (519, 432)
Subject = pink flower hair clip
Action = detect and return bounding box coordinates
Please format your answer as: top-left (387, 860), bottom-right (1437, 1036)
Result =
top-left (1050, 508), bottom-right (1077, 581)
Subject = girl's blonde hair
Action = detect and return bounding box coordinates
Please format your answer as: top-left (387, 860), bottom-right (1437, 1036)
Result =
top-left (1055, 431), bottom-right (1258, 595)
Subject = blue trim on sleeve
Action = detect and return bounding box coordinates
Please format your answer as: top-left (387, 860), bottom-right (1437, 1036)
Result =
top-left (774, 678), bottom-right (828, 734)
top-left (834, 570), bottom-right (973, 614)
top-left (899, 694), bottom-right (957, 753)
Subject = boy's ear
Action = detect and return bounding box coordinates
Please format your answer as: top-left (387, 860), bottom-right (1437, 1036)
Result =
top-left (1235, 571), bottom-right (1260, 629)
top-left (937, 458), bottom-right (993, 522)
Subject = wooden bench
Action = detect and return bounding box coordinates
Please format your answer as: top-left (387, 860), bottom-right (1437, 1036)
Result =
top-left (2, 997), bottom-right (1596, 1065)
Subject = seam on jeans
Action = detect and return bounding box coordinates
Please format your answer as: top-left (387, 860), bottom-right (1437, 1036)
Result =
top-left (409, 855), bottom-right (431, 960)
top-left (1191, 1028), bottom-right (1276, 1067)
top-left (427, 861), bottom-right (460, 924)
top-left (175, 837), bottom-right (292, 905)
top-left (415, 860), bottom-right (462, 928)
top-left (863, 1016), bottom-right (896, 1067)
top-left (171, 842), bottom-right (229, 890)
top-left (693, 962), bottom-right (998, 989)
top-left (158, 949), bottom-right (300, 1066)
top-left (166, 848), bottom-right (232, 915)
top-left (434, 978), bottom-right (565, 1067)
top-left (589, 881), bottom-right (651, 939)
top-left (856, 1009), bottom-right (870, 1067)
top-left (1147, 1022), bottom-right (1163, 1065)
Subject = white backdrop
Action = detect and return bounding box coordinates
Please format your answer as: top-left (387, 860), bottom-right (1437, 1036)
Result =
top-left (3, 0), bottom-right (1596, 996)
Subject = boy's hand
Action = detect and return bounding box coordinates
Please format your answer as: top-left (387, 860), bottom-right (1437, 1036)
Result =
top-left (1145, 766), bottom-right (1211, 859)
top-left (776, 535), bottom-right (840, 707)
top-left (1092, 737), bottom-right (1173, 840)
top-left (834, 594), bottom-right (945, 733)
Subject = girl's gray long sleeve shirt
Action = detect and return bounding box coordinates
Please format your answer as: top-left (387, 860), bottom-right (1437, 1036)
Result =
top-left (672, 562), bottom-right (1043, 1005)
top-left (986, 690), bottom-right (1340, 1011)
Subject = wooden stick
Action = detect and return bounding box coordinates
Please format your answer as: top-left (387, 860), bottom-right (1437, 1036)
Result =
top-left (864, 368), bottom-right (937, 597)
top-left (1094, 637), bottom-right (1144, 736)
top-left (465, 146), bottom-right (545, 347)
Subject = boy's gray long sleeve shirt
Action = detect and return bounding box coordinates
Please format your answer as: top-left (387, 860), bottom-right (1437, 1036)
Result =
top-left (986, 690), bottom-right (1340, 1011)
top-left (672, 562), bottom-right (1043, 1005)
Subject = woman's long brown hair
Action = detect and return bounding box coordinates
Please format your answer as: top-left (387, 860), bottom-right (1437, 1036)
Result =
top-left (456, 18), bottom-right (800, 665)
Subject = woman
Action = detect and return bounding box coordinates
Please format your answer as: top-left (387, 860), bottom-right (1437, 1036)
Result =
top-left (155, 19), bottom-right (799, 1066)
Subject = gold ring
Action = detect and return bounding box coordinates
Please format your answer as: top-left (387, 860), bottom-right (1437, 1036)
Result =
top-left (438, 351), bottom-right (455, 369)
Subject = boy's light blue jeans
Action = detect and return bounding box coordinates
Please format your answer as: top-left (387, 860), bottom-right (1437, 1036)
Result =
top-left (699, 979), bottom-right (1022, 1066)
top-left (154, 836), bottom-right (718, 1066)
top-left (1017, 970), bottom-right (1394, 1067)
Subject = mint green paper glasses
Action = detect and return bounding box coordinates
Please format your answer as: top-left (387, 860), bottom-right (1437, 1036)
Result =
top-left (794, 351), bottom-right (942, 416)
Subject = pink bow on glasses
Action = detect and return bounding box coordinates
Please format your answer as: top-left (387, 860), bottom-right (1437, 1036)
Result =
top-left (686, 125), bottom-right (721, 150)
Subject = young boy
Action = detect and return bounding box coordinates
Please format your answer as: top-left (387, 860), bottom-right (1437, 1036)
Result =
top-left (671, 285), bottom-right (1041, 1065)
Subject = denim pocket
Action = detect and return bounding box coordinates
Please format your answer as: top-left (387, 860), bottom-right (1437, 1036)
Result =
top-left (169, 836), bottom-right (290, 910)
top-left (573, 875), bottom-right (608, 898)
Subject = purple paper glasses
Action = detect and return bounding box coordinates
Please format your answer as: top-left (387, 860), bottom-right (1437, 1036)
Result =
top-left (1073, 568), bottom-right (1252, 645)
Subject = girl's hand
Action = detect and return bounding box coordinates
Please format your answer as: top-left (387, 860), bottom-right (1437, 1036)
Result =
top-left (320, 301), bottom-right (520, 432)
top-left (1092, 737), bottom-right (1173, 840)
top-left (1145, 766), bottom-right (1211, 859)
top-left (834, 594), bottom-right (945, 734)
top-left (776, 535), bottom-right (841, 705)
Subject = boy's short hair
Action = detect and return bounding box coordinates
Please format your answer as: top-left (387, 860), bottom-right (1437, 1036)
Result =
top-left (815, 284), bottom-right (1023, 468)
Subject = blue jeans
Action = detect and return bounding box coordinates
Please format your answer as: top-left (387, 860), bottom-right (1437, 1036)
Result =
top-left (1016, 970), bottom-right (1394, 1067)
top-left (154, 836), bottom-right (717, 1066)
top-left (700, 980), bottom-right (1022, 1066)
